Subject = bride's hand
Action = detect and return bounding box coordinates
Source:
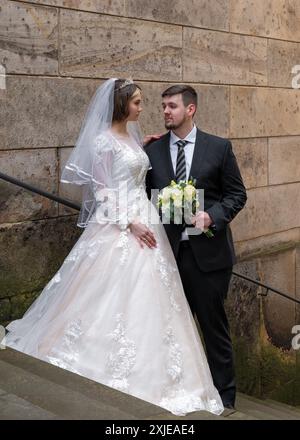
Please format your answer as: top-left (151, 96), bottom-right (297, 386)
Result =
top-left (143, 133), bottom-right (164, 146)
top-left (129, 222), bottom-right (157, 249)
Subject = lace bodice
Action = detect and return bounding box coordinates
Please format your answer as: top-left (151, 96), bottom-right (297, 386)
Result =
top-left (94, 132), bottom-right (150, 190)
top-left (91, 131), bottom-right (151, 228)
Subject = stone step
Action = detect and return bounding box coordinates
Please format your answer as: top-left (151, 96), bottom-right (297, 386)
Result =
top-left (264, 399), bottom-right (300, 419)
top-left (219, 409), bottom-right (258, 420)
top-left (0, 348), bottom-right (165, 419)
top-left (236, 393), bottom-right (299, 420)
top-left (0, 348), bottom-right (224, 420)
top-left (143, 408), bottom-right (257, 420)
top-left (2, 348), bottom-right (297, 421)
top-left (0, 387), bottom-right (59, 420)
top-left (0, 358), bottom-right (137, 420)
top-left (143, 411), bottom-right (226, 420)
top-left (237, 393), bottom-right (300, 419)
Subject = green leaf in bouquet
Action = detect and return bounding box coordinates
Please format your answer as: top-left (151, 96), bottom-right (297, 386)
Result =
top-left (205, 229), bottom-right (214, 238)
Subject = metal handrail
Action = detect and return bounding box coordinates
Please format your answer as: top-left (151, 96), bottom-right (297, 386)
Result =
top-left (232, 271), bottom-right (300, 305)
top-left (0, 171), bottom-right (80, 211)
top-left (1, 171), bottom-right (300, 305)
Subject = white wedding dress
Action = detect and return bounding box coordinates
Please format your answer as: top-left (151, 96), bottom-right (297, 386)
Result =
top-left (4, 131), bottom-right (224, 416)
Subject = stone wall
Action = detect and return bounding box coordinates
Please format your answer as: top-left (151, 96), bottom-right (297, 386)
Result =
top-left (1, 0), bottom-right (300, 403)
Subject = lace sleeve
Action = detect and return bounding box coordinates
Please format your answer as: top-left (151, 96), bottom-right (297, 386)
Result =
top-left (91, 135), bottom-right (130, 231)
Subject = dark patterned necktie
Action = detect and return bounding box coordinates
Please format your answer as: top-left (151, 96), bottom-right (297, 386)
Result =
top-left (175, 140), bottom-right (188, 182)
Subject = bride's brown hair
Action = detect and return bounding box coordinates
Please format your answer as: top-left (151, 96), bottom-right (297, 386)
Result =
top-left (113, 79), bottom-right (141, 122)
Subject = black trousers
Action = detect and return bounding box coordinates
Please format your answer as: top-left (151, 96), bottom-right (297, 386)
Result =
top-left (176, 240), bottom-right (236, 407)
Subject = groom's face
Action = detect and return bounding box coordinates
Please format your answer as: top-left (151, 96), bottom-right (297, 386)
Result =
top-left (162, 94), bottom-right (191, 130)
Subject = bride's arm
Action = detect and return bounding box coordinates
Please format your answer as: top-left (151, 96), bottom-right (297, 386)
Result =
top-left (129, 221), bottom-right (157, 249)
top-left (143, 133), bottom-right (164, 147)
top-left (92, 136), bottom-right (156, 248)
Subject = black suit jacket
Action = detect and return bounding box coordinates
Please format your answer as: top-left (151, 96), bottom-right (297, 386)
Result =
top-left (145, 129), bottom-right (247, 272)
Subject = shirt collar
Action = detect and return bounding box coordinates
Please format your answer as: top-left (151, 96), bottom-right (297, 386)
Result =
top-left (170, 124), bottom-right (197, 146)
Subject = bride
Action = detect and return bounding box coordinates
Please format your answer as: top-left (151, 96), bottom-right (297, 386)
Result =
top-left (3, 78), bottom-right (224, 417)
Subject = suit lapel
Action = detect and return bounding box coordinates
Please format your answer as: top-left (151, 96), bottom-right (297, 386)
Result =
top-left (161, 132), bottom-right (175, 181)
top-left (188, 129), bottom-right (209, 180)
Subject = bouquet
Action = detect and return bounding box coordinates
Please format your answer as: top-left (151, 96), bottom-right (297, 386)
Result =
top-left (157, 179), bottom-right (214, 238)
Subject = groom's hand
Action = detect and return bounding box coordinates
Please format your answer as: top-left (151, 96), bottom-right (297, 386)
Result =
top-left (191, 211), bottom-right (213, 231)
top-left (143, 133), bottom-right (164, 146)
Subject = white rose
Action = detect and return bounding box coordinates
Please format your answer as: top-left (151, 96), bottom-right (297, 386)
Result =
top-left (171, 187), bottom-right (182, 200)
top-left (173, 197), bottom-right (183, 208)
top-left (161, 187), bottom-right (173, 203)
top-left (184, 184), bottom-right (196, 201)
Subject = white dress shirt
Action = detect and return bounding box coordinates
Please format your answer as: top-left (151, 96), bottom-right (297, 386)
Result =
top-left (169, 125), bottom-right (197, 241)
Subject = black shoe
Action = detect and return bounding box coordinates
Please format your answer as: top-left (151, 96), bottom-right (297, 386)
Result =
top-left (223, 403), bottom-right (235, 410)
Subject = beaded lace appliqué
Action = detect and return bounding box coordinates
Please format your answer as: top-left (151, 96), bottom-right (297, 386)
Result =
top-left (116, 231), bottom-right (130, 266)
top-left (154, 246), bottom-right (181, 312)
top-left (160, 320), bottom-right (221, 415)
top-left (153, 246), bottom-right (222, 415)
top-left (46, 319), bottom-right (83, 374)
top-left (106, 313), bottom-right (136, 393)
top-left (65, 240), bottom-right (87, 262)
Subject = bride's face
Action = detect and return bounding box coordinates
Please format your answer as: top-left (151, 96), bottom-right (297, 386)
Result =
top-left (127, 90), bottom-right (142, 121)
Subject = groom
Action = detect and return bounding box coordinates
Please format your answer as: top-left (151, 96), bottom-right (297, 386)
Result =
top-left (145, 85), bottom-right (247, 409)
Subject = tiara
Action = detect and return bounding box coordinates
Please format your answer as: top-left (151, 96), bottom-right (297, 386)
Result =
top-left (115, 79), bottom-right (134, 91)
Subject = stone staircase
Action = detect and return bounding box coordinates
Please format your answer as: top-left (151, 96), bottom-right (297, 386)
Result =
top-left (1, 348), bottom-right (300, 420)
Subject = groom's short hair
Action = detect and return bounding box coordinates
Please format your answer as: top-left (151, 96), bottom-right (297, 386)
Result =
top-left (162, 85), bottom-right (198, 109)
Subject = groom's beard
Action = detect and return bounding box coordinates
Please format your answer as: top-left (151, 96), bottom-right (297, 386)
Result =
top-left (165, 121), bottom-right (177, 130)
top-left (164, 116), bottom-right (187, 130)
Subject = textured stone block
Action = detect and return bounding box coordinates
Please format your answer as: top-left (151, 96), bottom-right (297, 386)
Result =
top-left (10, 291), bottom-right (41, 321)
top-left (183, 28), bottom-right (267, 85)
top-left (59, 10), bottom-right (182, 80)
top-left (0, 298), bottom-right (11, 324)
top-left (125, 0), bottom-right (229, 31)
top-left (227, 252), bottom-right (299, 401)
top-left (138, 82), bottom-right (168, 135)
top-left (296, 246), bottom-right (300, 326)
top-left (139, 82), bottom-right (229, 138)
top-left (235, 228), bottom-right (300, 262)
top-left (297, 246), bottom-right (300, 299)
top-left (268, 136), bottom-right (300, 185)
top-left (227, 259), bottom-right (261, 342)
top-left (193, 85), bottom-right (230, 138)
top-left (26, 0), bottom-right (124, 15)
top-left (0, 75), bottom-right (100, 149)
top-left (0, 148), bottom-right (58, 223)
top-left (0, 391), bottom-right (59, 420)
top-left (268, 39), bottom-right (300, 88)
top-left (230, 87), bottom-right (300, 138)
top-left (232, 183), bottom-right (300, 242)
top-left (231, 0), bottom-right (300, 42)
top-left (231, 138), bottom-right (268, 189)
top-left (0, 0), bottom-right (58, 74)
top-left (259, 249), bottom-right (296, 350)
top-left (1, 77), bottom-right (228, 151)
top-left (0, 216), bottom-right (81, 299)
top-left (226, 259), bottom-right (261, 395)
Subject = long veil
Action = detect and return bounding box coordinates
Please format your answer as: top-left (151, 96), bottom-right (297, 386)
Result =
top-left (61, 78), bottom-right (143, 227)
